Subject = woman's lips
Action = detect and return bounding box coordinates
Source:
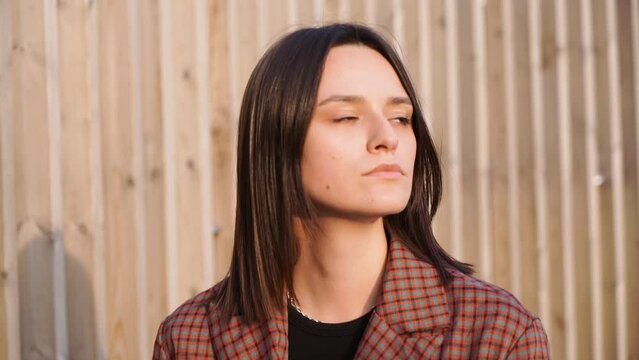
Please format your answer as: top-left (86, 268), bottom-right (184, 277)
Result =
top-left (363, 163), bottom-right (404, 178)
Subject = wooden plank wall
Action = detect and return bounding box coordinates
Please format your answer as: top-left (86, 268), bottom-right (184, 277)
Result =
top-left (1, 0), bottom-right (638, 359)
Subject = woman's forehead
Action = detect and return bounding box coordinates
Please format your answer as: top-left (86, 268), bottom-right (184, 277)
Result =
top-left (316, 45), bottom-right (409, 103)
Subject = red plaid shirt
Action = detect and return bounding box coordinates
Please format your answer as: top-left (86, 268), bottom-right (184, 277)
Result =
top-left (153, 238), bottom-right (549, 359)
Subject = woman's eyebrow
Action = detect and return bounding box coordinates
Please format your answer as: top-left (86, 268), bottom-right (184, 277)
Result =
top-left (387, 96), bottom-right (412, 106)
top-left (317, 95), bottom-right (365, 107)
top-left (316, 95), bottom-right (412, 107)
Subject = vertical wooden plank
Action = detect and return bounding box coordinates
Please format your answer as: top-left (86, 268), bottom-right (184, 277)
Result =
top-left (170, 0), bottom-right (205, 304)
top-left (265, 0), bottom-right (289, 46)
top-left (225, 0), bottom-right (240, 262)
top-left (485, 0), bottom-right (510, 291)
top-left (0, 95), bottom-right (7, 360)
top-left (139, 0), bottom-right (167, 353)
top-left (502, 0), bottom-right (521, 299)
top-left (337, 0), bottom-right (349, 21)
top-left (257, 0), bottom-right (267, 52)
top-left (398, 2), bottom-right (421, 192)
top-left (43, 1), bottom-right (69, 357)
top-left (591, 0), bottom-right (618, 356)
top-left (540, 1), bottom-right (566, 356)
top-left (391, 0), bottom-right (403, 50)
top-left (0, 30), bottom-right (4, 359)
top-left (402, 0), bottom-right (420, 88)
top-left (286, 0), bottom-right (298, 26)
top-left (313, 0), bottom-right (323, 23)
top-left (126, 0), bottom-right (150, 357)
top-left (296, 0), bottom-right (315, 26)
top-left (627, 2), bottom-right (639, 358)
top-left (234, 0), bottom-right (258, 186)
top-left (159, 0), bottom-right (178, 311)
top-left (457, 0), bottom-right (480, 268)
top-left (98, 0), bottom-right (141, 357)
top-left (374, 0), bottom-right (392, 35)
top-left (87, 1), bottom-right (108, 357)
top-left (364, 0), bottom-right (375, 25)
top-left (417, 0), bottom-right (435, 143)
top-left (581, 0), bottom-right (605, 357)
top-left (57, 0), bottom-right (99, 358)
top-left (0, 0), bottom-right (7, 350)
top-left (603, 0), bottom-right (627, 357)
top-left (196, 0), bottom-right (214, 292)
top-left (554, 0), bottom-right (577, 357)
top-left (323, 0), bottom-right (339, 23)
top-left (528, 0), bottom-right (551, 340)
top-left (349, 0), bottom-right (367, 23)
top-left (0, 0), bottom-right (20, 358)
top-left (210, 0), bottom-right (234, 281)
top-left (566, 0), bottom-right (593, 356)
top-left (417, 1), bottom-right (434, 129)
top-left (511, 0), bottom-right (539, 316)
top-left (472, 0), bottom-right (493, 281)
top-left (444, 0), bottom-right (462, 259)
top-left (430, 0), bottom-right (453, 256)
top-left (12, 0), bottom-right (57, 357)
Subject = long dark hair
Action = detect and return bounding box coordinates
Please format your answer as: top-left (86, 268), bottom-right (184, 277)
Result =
top-left (212, 23), bottom-right (472, 324)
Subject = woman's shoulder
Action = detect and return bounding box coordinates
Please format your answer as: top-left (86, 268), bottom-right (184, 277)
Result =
top-left (446, 268), bottom-right (537, 322)
top-left (441, 269), bottom-right (549, 357)
top-left (152, 278), bottom-right (227, 359)
top-left (163, 278), bottom-right (225, 325)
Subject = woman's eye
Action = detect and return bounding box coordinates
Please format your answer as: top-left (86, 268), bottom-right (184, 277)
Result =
top-left (334, 116), bottom-right (358, 122)
top-left (392, 116), bottom-right (411, 125)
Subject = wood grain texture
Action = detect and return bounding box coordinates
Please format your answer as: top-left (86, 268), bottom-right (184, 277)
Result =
top-left (566, 0), bottom-right (594, 356)
top-left (57, 0), bottom-right (97, 358)
top-left (430, 0), bottom-right (452, 257)
top-left (511, 0), bottom-right (540, 317)
top-left (0, 46), bottom-right (6, 359)
top-left (0, 0), bottom-right (16, 357)
top-left (472, 0), bottom-right (493, 282)
top-left (457, 0), bottom-right (480, 269)
top-left (348, 0), bottom-right (367, 23)
top-left (555, 0), bottom-right (578, 356)
top-left (486, 0), bottom-right (511, 291)
top-left (12, 0), bottom-right (56, 357)
top-left (591, 0), bottom-right (619, 357)
top-left (603, 0), bottom-right (629, 357)
top-left (443, 0), bottom-right (462, 260)
top-left (170, 0), bottom-right (205, 309)
top-left (98, 0), bottom-right (141, 358)
top-left (540, 1), bottom-right (567, 357)
top-left (627, 2), bottom-right (639, 358)
top-left (138, 0), bottom-right (168, 355)
top-left (210, 0), bottom-right (234, 282)
top-left (502, 0), bottom-right (521, 300)
top-left (401, 0), bottom-right (420, 92)
top-left (0, 2), bottom-right (637, 358)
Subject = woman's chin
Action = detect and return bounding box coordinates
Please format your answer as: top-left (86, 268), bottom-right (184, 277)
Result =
top-left (326, 203), bottom-right (409, 221)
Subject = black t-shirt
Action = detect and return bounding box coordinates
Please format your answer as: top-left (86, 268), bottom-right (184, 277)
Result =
top-left (287, 303), bottom-right (373, 360)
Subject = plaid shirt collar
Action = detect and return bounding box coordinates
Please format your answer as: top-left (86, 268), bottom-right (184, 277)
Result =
top-left (209, 237), bottom-right (451, 359)
top-left (373, 237), bottom-right (450, 333)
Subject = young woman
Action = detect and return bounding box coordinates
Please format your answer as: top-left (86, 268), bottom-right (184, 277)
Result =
top-left (153, 23), bottom-right (549, 359)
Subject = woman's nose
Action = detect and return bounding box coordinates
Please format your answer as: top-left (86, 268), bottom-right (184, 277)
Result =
top-left (367, 114), bottom-right (399, 153)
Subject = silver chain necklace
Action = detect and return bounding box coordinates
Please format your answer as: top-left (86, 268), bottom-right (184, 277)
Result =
top-left (287, 292), bottom-right (376, 324)
top-left (287, 293), bottom-right (322, 323)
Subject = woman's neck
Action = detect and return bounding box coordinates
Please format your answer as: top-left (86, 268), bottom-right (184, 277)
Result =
top-left (291, 217), bottom-right (388, 323)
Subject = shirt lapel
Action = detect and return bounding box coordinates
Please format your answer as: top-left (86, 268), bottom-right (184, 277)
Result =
top-left (207, 301), bottom-right (288, 359)
top-left (354, 238), bottom-right (451, 359)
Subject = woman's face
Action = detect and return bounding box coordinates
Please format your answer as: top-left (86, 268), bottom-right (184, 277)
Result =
top-left (301, 44), bottom-right (417, 220)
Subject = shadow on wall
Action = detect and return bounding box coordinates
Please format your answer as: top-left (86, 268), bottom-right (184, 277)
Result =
top-left (17, 217), bottom-right (105, 359)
